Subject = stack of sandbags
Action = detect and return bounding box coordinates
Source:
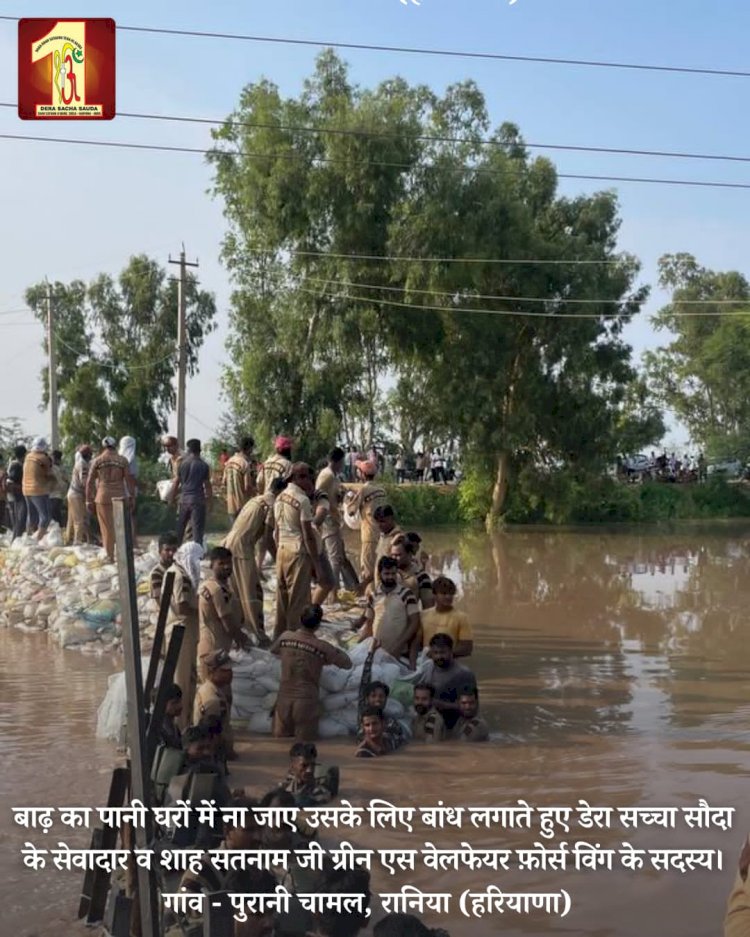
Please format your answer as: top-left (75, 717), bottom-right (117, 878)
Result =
top-left (0, 538), bottom-right (161, 653)
top-left (230, 638), bottom-right (414, 739)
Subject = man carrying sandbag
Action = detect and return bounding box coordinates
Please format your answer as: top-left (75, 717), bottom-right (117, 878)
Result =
top-left (271, 604), bottom-right (352, 740)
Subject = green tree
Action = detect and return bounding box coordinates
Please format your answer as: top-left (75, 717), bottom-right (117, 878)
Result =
top-left (210, 53), bottom-right (658, 524)
top-left (25, 255), bottom-right (216, 458)
top-left (645, 253), bottom-right (750, 460)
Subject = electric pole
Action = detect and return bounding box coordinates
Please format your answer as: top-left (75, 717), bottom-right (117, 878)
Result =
top-left (168, 246), bottom-right (198, 449)
top-left (47, 281), bottom-right (59, 450)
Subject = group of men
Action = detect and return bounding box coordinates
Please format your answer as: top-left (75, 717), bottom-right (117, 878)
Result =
top-left (0, 435), bottom-right (139, 560)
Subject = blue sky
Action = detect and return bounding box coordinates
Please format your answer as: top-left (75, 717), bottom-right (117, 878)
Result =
top-left (2, 0), bottom-right (749, 452)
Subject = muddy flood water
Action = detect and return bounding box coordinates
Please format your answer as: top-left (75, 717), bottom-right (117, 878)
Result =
top-left (4, 525), bottom-right (750, 937)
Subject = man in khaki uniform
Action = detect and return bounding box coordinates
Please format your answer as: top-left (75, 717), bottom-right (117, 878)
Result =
top-left (345, 459), bottom-right (386, 591)
top-left (315, 446), bottom-right (346, 602)
top-left (273, 462), bottom-right (321, 639)
top-left (391, 536), bottom-right (435, 609)
top-left (223, 436), bottom-right (258, 522)
top-left (374, 504), bottom-right (404, 565)
top-left (85, 436), bottom-right (130, 561)
top-left (197, 546), bottom-right (250, 681)
top-left (256, 435), bottom-right (293, 495)
top-left (271, 604), bottom-right (352, 740)
top-left (222, 478), bottom-right (284, 645)
top-left (193, 649), bottom-right (236, 761)
top-left (357, 555), bottom-right (421, 669)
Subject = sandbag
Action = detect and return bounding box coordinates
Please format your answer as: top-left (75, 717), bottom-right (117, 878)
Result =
top-left (248, 711), bottom-right (273, 734)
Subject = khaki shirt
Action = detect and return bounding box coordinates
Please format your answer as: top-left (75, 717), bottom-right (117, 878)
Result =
top-left (366, 584), bottom-right (419, 660)
top-left (257, 453), bottom-right (292, 494)
top-left (310, 490), bottom-right (330, 554)
top-left (274, 482), bottom-right (313, 552)
top-left (349, 481), bottom-right (387, 542)
top-left (193, 679), bottom-right (229, 726)
top-left (451, 715), bottom-right (490, 742)
top-left (376, 524), bottom-right (405, 564)
top-left (223, 492), bottom-right (275, 558)
top-left (22, 451), bottom-right (53, 497)
top-left (272, 629), bottom-right (351, 701)
top-left (315, 466), bottom-right (342, 528)
top-left (224, 452), bottom-right (256, 515)
top-left (168, 452), bottom-right (184, 480)
top-left (198, 578), bottom-right (244, 656)
top-left (86, 451), bottom-right (129, 504)
top-left (412, 708), bottom-right (446, 742)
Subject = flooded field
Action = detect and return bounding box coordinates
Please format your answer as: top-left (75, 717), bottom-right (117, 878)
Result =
top-left (4, 524), bottom-right (750, 936)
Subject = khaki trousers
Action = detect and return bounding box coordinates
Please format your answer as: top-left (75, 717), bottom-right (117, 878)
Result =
top-left (360, 538), bottom-right (378, 583)
top-left (274, 544), bottom-right (312, 638)
top-left (165, 612), bottom-right (199, 732)
top-left (273, 694), bottom-right (320, 740)
top-left (67, 493), bottom-right (88, 544)
top-left (96, 501), bottom-right (115, 560)
top-left (232, 553), bottom-right (264, 638)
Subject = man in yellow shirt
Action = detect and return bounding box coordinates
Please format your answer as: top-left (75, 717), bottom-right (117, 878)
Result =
top-left (419, 575), bottom-right (473, 658)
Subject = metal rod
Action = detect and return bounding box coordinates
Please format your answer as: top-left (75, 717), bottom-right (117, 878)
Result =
top-left (144, 568), bottom-right (175, 705)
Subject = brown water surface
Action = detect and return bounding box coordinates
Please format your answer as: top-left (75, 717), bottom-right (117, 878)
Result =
top-left (3, 526), bottom-right (750, 936)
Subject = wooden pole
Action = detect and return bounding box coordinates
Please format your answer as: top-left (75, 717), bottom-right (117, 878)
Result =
top-left (113, 497), bottom-right (160, 937)
top-left (143, 568), bottom-right (175, 705)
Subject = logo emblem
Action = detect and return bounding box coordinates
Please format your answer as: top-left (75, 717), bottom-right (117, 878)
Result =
top-left (18, 18), bottom-right (116, 119)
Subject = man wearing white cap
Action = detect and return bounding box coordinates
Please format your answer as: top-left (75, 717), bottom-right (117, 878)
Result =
top-left (86, 437), bottom-right (130, 561)
top-left (22, 437), bottom-right (53, 540)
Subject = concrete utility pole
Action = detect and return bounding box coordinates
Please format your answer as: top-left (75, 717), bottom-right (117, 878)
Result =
top-left (168, 245), bottom-right (198, 449)
top-left (47, 281), bottom-right (59, 450)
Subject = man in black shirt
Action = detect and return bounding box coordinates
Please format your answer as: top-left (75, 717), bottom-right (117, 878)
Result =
top-left (173, 438), bottom-right (212, 545)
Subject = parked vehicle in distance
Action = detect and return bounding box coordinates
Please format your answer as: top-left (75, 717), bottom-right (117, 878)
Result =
top-left (624, 454), bottom-right (651, 474)
top-left (707, 457), bottom-right (743, 478)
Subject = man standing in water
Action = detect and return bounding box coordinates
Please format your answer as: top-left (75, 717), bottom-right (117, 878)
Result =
top-left (356, 556), bottom-right (421, 669)
top-left (391, 536), bottom-right (434, 610)
top-left (86, 437), bottom-right (129, 561)
top-left (374, 505), bottom-right (404, 566)
top-left (271, 603), bottom-right (352, 740)
top-left (418, 633), bottom-right (477, 734)
top-left (451, 686), bottom-right (490, 742)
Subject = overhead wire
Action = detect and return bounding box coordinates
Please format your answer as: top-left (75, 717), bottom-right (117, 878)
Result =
top-left (293, 285), bottom-right (750, 319)
top-left (54, 335), bottom-right (176, 370)
top-left (1, 14), bottom-right (748, 79)
top-left (2, 132), bottom-right (750, 192)
top-left (299, 276), bottom-right (749, 307)
top-left (4, 101), bottom-right (750, 168)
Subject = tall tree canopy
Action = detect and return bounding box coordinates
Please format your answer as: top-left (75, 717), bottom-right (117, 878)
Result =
top-left (210, 52), bottom-right (660, 524)
top-left (645, 252), bottom-right (750, 460)
top-left (25, 255), bottom-right (216, 458)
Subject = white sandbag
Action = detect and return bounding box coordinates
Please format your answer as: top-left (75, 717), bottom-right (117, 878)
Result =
top-left (334, 707), bottom-right (359, 733)
top-left (384, 698), bottom-right (404, 719)
top-left (320, 665), bottom-right (351, 694)
top-left (232, 696), bottom-right (268, 718)
top-left (322, 689), bottom-right (360, 713)
top-left (256, 673), bottom-right (281, 693)
top-left (157, 478), bottom-right (175, 502)
top-left (318, 716), bottom-right (350, 738)
top-left (247, 711), bottom-right (273, 734)
top-left (95, 656), bottom-right (154, 740)
top-left (58, 623), bottom-right (99, 647)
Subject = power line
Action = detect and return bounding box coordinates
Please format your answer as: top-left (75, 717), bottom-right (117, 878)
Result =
top-left (4, 102), bottom-right (745, 169)
top-left (249, 247), bottom-right (626, 266)
top-left (294, 284), bottom-right (750, 319)
top-left (299, 276), bottom-right (749, 307)
top-left (1, 14), bottom-right (747, 79)
top-left (3, 132), bottom-right (750, 193)
top-left (55, 335), bottom-right (176, 370)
